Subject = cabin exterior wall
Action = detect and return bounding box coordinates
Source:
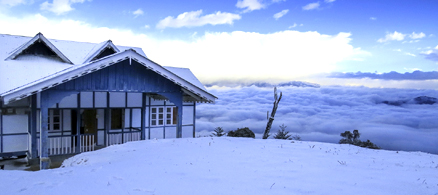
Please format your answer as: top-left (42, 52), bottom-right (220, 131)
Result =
top-left (0, 91), bottom-right (196, 158)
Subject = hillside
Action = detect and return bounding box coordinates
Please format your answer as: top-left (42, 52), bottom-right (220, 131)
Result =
top-left (1, 138), bottom-right (437, 194)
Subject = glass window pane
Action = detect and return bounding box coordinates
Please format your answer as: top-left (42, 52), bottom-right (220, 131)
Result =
top-left (152, 108), bottom-right (156, 113)
top-left (152, 121), bottom-right (156, 125)
top-left (166, 120), bottom-right (171, 125)
top-left (159, 108), bottom-right (163, 113)
top-left (159, 114), bottom-right (163, 119)
top-left (167, 108), bottom-right (171, 112)
top-left (152, 115), bottom-right (156, 119)
top-left (159, 120), bottom-right (163, 125)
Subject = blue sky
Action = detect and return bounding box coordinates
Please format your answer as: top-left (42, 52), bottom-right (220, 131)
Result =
top-left (1, 0), bottom-right (438, 87)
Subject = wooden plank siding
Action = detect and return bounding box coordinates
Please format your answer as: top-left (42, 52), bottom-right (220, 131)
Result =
top-left (52, 60), bottom-right (181, 93)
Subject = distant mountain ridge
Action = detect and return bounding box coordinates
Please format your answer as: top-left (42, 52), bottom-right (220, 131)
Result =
top-left (205, 81), bottom-right (320, 88)
top-left (380, 96), bottom-right (437, 106)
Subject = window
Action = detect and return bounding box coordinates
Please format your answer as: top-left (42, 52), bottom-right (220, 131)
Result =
top-left (111, 109), bottom-right (124, 129)
top-left (48, 109), bottom-right (62, 131)
top-left (151, 106), bottom-right (178, 126)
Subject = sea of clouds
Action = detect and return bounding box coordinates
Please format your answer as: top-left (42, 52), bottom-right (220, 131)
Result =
top-left (196, 85), bottom-right (438, 154)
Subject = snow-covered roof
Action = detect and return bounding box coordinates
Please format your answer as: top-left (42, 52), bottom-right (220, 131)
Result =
top-left (0, 33), bottom-right (215, 104)
top-left (5, 33), bottom-right (73, 64)
top-left (82, 40), bottom-right (120, 64)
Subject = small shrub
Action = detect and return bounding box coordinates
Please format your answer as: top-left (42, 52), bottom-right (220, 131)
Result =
top-left (273, 124), bottom-right (301, 140)
top-left (212, 127), bottom-right (226, 137)
top-left (339, 130), bottom-right (380, 149)
top-left (227, 127), bottom-right (255, 138)
top-left (273, 124), bottom-right (292, 140)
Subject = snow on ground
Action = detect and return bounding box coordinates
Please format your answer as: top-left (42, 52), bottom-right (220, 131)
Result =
top-left (1, 138), bottom-right (438, 195)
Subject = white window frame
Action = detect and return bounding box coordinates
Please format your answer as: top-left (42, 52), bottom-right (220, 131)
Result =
top-left (151, 106), bottom-right (177, 126)
top-left (166, 107), bottom-right (174, 125)
top-left (48, 109), bottom-right (62, 131)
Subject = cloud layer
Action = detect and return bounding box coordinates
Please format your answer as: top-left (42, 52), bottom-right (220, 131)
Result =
top-left (197, 86), bottom-right (438, 154)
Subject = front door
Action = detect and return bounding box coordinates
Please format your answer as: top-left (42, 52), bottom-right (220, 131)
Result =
top-left (81, 109), bottom-right (97, 144)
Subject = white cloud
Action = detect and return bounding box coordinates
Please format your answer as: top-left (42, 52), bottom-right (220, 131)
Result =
top-left (147, 31), bottom-right (369, 83)
top-left (273, 9), bottom-right (288, 20)
top-left (271, 0), bottom-right (285, 2)
top-left (377, 31), bottom-right (406, 43)
top-left (403, 40), bottom-right (420, 44)
top-left (0, 12), bottom-right (368, 84)
top-left (302, 2), bottom-right (320, 10)
top-left (324, 0), bottom-right (335, 3)
top-left (404, 52), bottom-right (416, 57)
top-left (409, 32), bottom-right (425, 39)
top-left (144, 25), bottom-right (150, 29)
top-left (370, 17), bottom-right (377, 20)
top-left (0, 13), bottom-right (153, 47)
top-left (236, 0), bottom-right (266, 13)
top-left (156, 10), bottom-right (241, 29)
top-left (288, 23), bottom-right (303, 28)
top-left (40, 0), bottom-right (90, 15)
top-left (0, 0), bottom-right (26, 6)
top-left (133, 8), bottom-right (144, 18)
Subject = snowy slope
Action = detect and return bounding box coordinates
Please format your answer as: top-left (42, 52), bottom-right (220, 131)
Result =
top-left (1, 138), bottom-right (437, 195)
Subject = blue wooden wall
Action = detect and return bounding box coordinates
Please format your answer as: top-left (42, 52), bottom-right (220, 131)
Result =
top-left (53, 59), bottom-right (181, 93)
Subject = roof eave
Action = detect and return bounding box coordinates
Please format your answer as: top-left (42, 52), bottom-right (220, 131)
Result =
top-left (1, 49), bottom-right (216, 104)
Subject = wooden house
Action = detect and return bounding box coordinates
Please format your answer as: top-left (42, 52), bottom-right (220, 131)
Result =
top-left (0, 33), bottom-right (216, 169)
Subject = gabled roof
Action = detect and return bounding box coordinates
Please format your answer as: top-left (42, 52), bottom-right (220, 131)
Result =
top-left (5, 33), bottom-right (73, 64)
top-left (0, 49), bottom-right (217, 104)
top-left (82, 40), bottom-right (120, 63)
top-left (0, 33), bottom-right (215, 104)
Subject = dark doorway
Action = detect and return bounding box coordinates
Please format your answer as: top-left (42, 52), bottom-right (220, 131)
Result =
top-left (81, 109), bottom-right (97, 144)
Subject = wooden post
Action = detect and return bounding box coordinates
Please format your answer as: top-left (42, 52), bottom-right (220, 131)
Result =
top-left (140, 93), bottom-right (146, 140)
top-left (192, 102), bottom-right (196, 138)
top-left (75, 93), bottom-right (81, 152)
top-left (30, 94), bottom-right (37, 159)
top-left (105, 92), bottom-right (110, 146)
top-left (263, 87), bottom-right (282, 139)
top-left (40, 92), bottom-right (50, 169)
top-left (176, 103), bottom-right (183, 138)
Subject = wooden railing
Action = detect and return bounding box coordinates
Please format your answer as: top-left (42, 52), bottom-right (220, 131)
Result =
top-left (37, 130), bottom-right (142, 156)
top-left (37, 134), bottom-right (95, 156)
top-left (107, 131), bottom-right (141, 146)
